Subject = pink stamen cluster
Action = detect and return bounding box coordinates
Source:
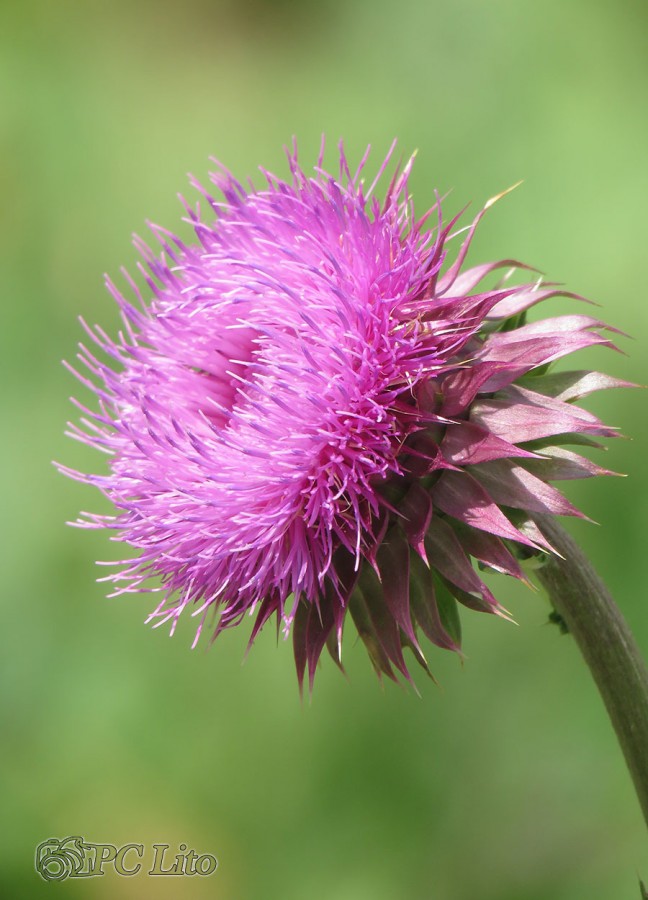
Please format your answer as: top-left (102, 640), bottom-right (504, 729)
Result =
top-left (60, 142), bottom-right (627, 688)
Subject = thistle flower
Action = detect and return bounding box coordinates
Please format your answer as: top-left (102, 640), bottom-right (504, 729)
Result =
top-left (60, 142), bottom-right (628, 690)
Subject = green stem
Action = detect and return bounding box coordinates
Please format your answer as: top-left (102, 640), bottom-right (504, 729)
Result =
top-left (531, 514), bottom-right (648, 829)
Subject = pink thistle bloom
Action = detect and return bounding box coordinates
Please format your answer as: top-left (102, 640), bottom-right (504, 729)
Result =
top-left (59, 142), bottom-right (628, 690)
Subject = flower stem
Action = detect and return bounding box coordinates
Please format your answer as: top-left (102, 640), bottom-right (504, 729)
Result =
top-left (531, 514), bottom-right (648, 829)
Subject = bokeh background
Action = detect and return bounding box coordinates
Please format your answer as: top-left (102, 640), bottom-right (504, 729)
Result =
top-left (2, 0), bottom-right (647, 897)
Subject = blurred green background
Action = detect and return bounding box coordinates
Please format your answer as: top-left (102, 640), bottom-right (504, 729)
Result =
top-left (1, 0), bottom-right (647, 897)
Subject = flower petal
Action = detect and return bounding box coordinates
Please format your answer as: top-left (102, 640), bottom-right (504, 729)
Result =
top-left (471, 459), bottom-right (585, 518)
top-left (433, 470), bottom-right (540, 547)
top-left (377, 529), bottom-right (420, 650)
top-left (486, 287), bottom-right (591, 320)
top-left (350, 566), bottom-right (411, 681)
top-left (399, 482), bottom-right (433, 560)
top-left (424, 517), bottom-right (499, 612)
top-left (441, 421), bottom-right (540, 466)
top-left (518, 369), bottom-right (637, 402)
top-left (470, 385), bottom-right (618, 443)
top-left (520, 446), bottom-right (620, 481)
top-left (449, 521), bottom-right (525, 579)
top-left (409, 552), bottom-right (462, 651)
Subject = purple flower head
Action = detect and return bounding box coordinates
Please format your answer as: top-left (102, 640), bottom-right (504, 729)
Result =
top-left (60, 141), bottom-right (628, 690)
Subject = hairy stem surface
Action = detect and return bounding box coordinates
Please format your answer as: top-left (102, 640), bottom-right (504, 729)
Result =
top-left (532, 514), bottom-right (648, 829)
